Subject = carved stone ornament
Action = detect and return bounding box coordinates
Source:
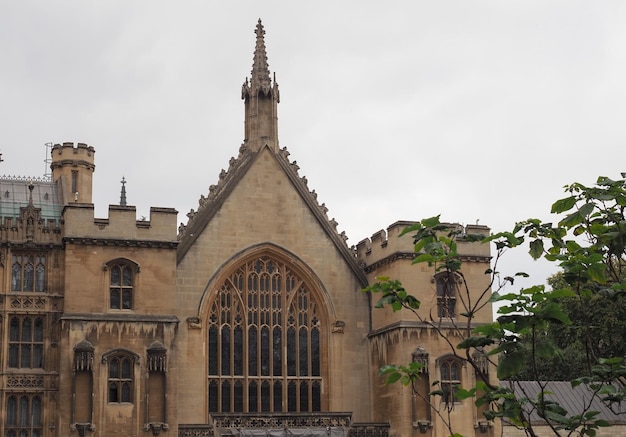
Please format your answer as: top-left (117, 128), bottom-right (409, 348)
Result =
top-left (147, 341), bottom-right (167, 373)
top-left (144, 422), bottom-right (169, 436)
top-left (331, 320), bottom-right (345, 333)
top-left (71, 423), bottom-right (96, 437)
top-left (187, 316), bottom-right (202, 329)
top-left (73, 347), bottom-right (95, 372)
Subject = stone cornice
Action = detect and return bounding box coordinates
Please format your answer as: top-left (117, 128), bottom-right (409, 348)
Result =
top-left (61, 313), bottom-right (179, 324)
top-left (63, 237), bottom-right (177, 249)
top-left (368, 319), bottom-right (488, 338)
top-left (363, 251), bottom-right (491, 274)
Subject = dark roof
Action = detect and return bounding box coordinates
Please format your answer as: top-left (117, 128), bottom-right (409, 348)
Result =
top-left (501, 380), bottom-right (626, 425)
top-left (0, 177), bottom-right (62, 220)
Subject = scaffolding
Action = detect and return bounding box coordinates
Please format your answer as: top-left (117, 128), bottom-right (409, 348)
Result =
top-left (44, 142), bottom-right (53, 180)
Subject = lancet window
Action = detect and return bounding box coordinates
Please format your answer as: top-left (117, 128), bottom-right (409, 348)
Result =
top-left (207, 255), bottom-right (324, 413)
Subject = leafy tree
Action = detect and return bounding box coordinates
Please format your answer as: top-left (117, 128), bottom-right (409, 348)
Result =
top-left (516, 272), bottom-right (626, 381)
top-left (364, 175), bottom-right (626, 437)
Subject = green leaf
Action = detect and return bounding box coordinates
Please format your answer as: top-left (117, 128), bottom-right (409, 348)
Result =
top-left (560, 211), bottom-right (583, 228)
top-left (385, 372), bottom-right (402, 384)
top-left (587, 263), bottom-right (607, 284)
top-left (422, 215), bottom-right (441, 227)
top-left (529, 239), bottom-right (544, 260)
top-left (457, 336), bottom-right (495, 349)
top-left (456, 387), bottom-right (476, 400)
top-left (497, 350), bottom-right (526, 379)
top-left (551, 196), bottom-right (577, 213)
top-left (578, 202), bottom-right (595, 218)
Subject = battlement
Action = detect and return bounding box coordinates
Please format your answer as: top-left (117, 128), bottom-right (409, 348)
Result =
top-left (356, 220), bottom-right (491, 265)
top-left (50, 142), bottom-right (95, 160)
top-left (63, 203), bottom-right (178, 243)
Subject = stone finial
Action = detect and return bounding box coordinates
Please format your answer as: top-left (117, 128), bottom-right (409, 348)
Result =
top-left (250, 19), bottom-right (272, 93)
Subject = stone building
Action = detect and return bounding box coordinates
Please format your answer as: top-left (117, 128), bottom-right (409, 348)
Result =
top-left (0, 20), bottom-right (495, 437)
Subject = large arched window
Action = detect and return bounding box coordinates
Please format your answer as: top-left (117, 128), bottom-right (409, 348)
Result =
top-left (207, 255), bottom-right (324, 414)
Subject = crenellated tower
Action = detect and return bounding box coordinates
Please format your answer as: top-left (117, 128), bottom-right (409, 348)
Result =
top-left (241, 19), bottom-right (280, 152)
top-left (50, 142), bottom-right (95, 205)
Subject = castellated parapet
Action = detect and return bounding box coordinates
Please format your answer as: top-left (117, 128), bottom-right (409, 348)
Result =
top-left (63, 203), bottom-right (178, 246)
top-left (356, 220), bottom-right (491, 269)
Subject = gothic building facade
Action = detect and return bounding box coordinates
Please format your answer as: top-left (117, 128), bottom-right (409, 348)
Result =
top-left (0, 21), bottom-right (495, 437)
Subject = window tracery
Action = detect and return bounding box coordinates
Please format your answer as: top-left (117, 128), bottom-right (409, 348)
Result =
top-left (207, 256), bottom-right (324, 413)
top-left (11, 254), bottom-right (46, 292)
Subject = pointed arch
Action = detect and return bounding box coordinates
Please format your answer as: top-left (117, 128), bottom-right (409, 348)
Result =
top-left (198, 242), bottom-right (337, 322)
top-left (436, 354), bottom-right (465, 405)
top-left (200, 242), bottom-right (331, 414)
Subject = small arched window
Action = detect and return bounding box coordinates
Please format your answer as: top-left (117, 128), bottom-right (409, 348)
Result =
top-left (107, 354), bottom-right (134, 403)
top-left (439, 357), bottom-right (462, 405)
top-left (106, 259), bottom-right (138, 310)
top-left (435, 272), bottom-right (458, 318)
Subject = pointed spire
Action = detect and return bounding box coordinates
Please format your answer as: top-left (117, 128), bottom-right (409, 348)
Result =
top-left (241, 19), bottom-right (280, 152)
top-left (251, 19), bottom-right (272, 93)
top-left (119, 176), bottom-right (127, 206)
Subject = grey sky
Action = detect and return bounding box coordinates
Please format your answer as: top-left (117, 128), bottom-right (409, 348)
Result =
top-left (1, 1), bottom-right (625, 288)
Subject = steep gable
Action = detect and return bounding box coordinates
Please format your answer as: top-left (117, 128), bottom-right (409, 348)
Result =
top-left (176, 143), bottom-right (366, 286)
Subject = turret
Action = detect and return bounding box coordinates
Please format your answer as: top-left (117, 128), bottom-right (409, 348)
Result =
top-left (50, 142), bottom-right (95, 205)
top-left (241, 19), bottom-right (280, 152)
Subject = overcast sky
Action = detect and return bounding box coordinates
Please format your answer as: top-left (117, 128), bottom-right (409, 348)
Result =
top-left (1, 1), bottom-right (625, 289)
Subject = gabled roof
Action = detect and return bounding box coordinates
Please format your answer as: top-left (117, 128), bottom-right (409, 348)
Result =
top-left (176, 143), bottom-right (367, 286)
